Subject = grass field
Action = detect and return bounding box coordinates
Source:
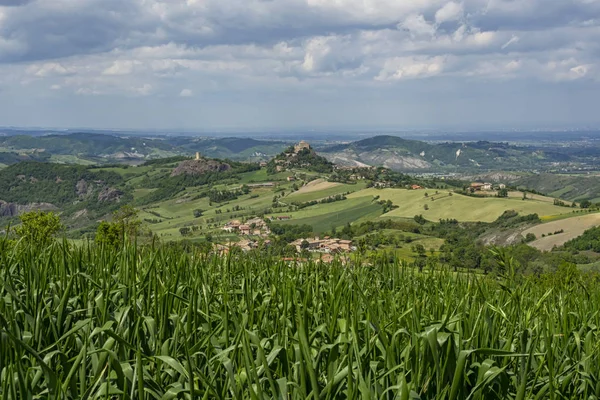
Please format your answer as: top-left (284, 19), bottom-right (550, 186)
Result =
top-left (3, 241), bottom-right (600, 399)
top-left (348, 188), bottom-right (574, 222)
top-left (507, 190), bottom-right (573, 205)
top-left (524, 212), bottom-right (600, 251)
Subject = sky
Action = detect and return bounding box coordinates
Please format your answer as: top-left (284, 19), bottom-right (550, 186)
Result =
top-left (0, 0), bottom-right (600, 131)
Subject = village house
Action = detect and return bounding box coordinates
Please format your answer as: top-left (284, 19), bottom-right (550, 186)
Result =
top-left (222, 220), bottom-right (242, 232)
top-left (222, 217), bottom-right (270, 236)
top-left (287, 176), bottom-right (296, 182)
top-left (470, 182), bottom-right (493, 191)
top-left (246, 217), bottom-right (268, 228)
top-left (411, 185), bottom-right (423, 190)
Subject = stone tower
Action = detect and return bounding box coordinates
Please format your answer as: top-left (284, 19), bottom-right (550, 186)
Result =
top-left (195, 152), bottom-right (201, 160)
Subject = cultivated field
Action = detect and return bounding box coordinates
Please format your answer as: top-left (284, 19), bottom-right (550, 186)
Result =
top-left (275, 196), bottom-right (382, 232)
top-left (287, 180), bottom-right (366, 203)
top-left (524, 212), bottom-right (600, 251)
top-left (348, 188), bottom-right (574, 222)
top-left (3, 241), bottom-right (600, 399)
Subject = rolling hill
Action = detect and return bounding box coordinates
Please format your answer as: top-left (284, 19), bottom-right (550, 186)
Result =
top-left (515, 173), bottom-right (600, 202)
top-left (0, 133), bottom-right (291, 166)
top-left (321, 135), bottom-right (571, 172)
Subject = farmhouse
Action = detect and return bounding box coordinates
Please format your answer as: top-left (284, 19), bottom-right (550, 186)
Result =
top-left (287, 176), bottom-right (296, 182)
top-left (411, 185), bottom-right (424, 190)
top-left (470, 182), bottom-right (493, 191)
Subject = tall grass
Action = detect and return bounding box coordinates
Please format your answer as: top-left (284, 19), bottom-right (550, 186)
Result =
top-left (1, 239), bottom-right (600, 399)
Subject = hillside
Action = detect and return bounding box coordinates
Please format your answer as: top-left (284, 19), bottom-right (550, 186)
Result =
top-left (321, 135), bottom-right (570, 172)
top-left (515, 173), bottom-right (600, 202)
top-left (267, 141), bottom-right (334, 174)
top-left (0, 133), bottom-right (291, 166)
top-left (0, 162), bottom-right (130, 230)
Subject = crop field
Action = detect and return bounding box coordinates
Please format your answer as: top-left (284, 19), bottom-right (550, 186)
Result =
top-left (524, 212), bottom-right (600, 251)
top-left (2, 240), bottom-right (600, 399)
top-left (274, 197), bottom-right (383, 232)
top-left (348, 188), bottom-right (573, 222)
top-left (287, 181), bottom-right (366, 203)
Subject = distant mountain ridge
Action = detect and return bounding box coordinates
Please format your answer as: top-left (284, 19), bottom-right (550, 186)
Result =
top-left (0, 133), bottom-right (290, 165)
top-left (320, 135), bottom-right (566, 172)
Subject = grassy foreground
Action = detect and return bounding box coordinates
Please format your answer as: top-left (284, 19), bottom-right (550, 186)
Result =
top-left (1, 241), bottom-right (600, 399)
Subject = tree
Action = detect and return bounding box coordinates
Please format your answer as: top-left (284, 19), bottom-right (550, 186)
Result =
top-left (414, 244), bottom-right (427, 257)
top-left (300, 240), bottom-right (310, 250)
top-left (193, 209), bottom-right (204, 218)
top-left (497, 188), bottom-right (509, 198)
top-left (95, 221), bottom-right (121, 248)
top-left (95, 205), bottom-right (141, 247)
top-left (15, 211), bottom-right (64, 246)
top-left (524, 233), bottom-right (536, 243)
top-left (179, 227), bottom-right (191, 236)
top-left (581, 200), bottom-right (592, 209)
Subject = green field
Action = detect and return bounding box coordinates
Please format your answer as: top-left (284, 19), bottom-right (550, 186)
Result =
top-left (3, 240), bottom-right (600, 399)
top-left (348, 188), bottom-right (574, 222)
top-left (274, 197), bottom-right (383, 232)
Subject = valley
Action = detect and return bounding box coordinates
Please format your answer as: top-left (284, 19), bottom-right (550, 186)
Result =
top-left (3, 135), bottom-right (600, 271)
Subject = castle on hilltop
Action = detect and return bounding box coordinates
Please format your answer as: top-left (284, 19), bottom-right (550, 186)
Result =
top-left (294, 140), bottom-right (310, 153)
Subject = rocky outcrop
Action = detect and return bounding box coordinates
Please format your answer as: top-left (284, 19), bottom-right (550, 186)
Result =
top-left (76, 179), bottom-right (91, 198)
top-left (97, 187), bottom-right (123, 203)
top-left (170, 158), bottom-right (231, 177)
top-left (0, 200), bottom-right (57, 217)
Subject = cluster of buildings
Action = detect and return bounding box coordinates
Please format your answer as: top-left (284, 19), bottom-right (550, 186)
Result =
top-left (470, 182), bottom-right (506, 191)
top-left (216, 238), bottom-right (272, 254)
top-left (221, 217), bottom-right (271, 236)
top-left (290, 237), bottom-right (355, 254)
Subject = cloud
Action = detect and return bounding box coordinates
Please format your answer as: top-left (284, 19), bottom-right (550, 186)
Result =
top-left (400, 14), bottom-right (437, 38)
top-left (179, 88), bottom-right (193, 97)
top-left (376, 56), bottom-right (446, 81)
top-left (103, 60), bottom-right (136, 76)
top-left (0, 0), bottom-right (600, 128)
top-left (435, 2), bottom-right (464, 24)
top-left (26, 62), bottom-right (72, 77)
